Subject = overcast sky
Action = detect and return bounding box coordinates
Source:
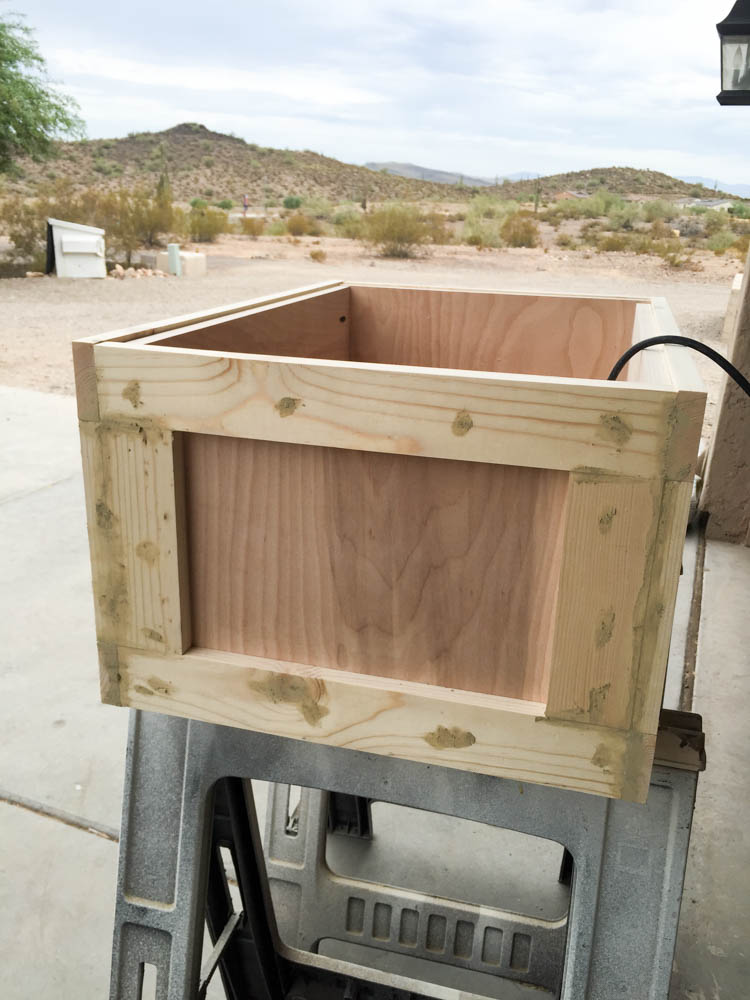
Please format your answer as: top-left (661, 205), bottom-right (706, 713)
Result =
top-left (17, 0), bottom-right (750, 182)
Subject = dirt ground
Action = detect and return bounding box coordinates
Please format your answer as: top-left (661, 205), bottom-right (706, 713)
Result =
top-left (0, 237), bottom-right (739, 441)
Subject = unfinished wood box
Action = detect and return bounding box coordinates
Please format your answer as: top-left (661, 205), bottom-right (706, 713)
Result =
top-left (73, 281), bottom-right (706, 801)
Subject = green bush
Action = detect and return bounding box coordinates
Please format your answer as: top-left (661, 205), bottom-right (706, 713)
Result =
top-left (190, 197), bottom-right (208, 209)
top-left (286, 213), bottom-right (321, 236)
top-left (92, 157), bottom-right (122, 176)
top-left (215, 198), bottom-right (233, 210)
top-left (500, 212), bottom-right (540, 247)
top-left (365, 204), bottom-right (428, 257)
top-left (240, 217), bottom-right (265, 237)
top-left (283, 195), bottom-right (302, 210)
top-left (642, 199), bottom-right (676, 222)
top-left (267, 219), bottom-right (287, 235)
top-left (422, 211), bottom-right (452, 245)
top-left (729, 201), bottom-right (750, 219)
top-left (189, 206), bottom-right (227, 242)
top-left (706, 230), bottom-right (737, 254)
top-left (607, 203), bottom-right (641, 231)
top-left (703, 210), bottom-right (727, 236)
top-left (598, 234), bottom-right (629, 252)
top-left (302, 196), bottom-right (333, 220)
top-left (332, 209), bottom-right (364, 239)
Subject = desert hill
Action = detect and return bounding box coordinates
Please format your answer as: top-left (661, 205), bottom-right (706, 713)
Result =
top-left (5, 123), bottom-right (743, 205)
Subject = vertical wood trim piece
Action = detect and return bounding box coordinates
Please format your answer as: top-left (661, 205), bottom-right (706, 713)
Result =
top-left (78, 421), bottom-right (189, 698)
top-left (629, 479), bottom-right (693, 734)
top-left (545, 473), bottom-right (662, 730)
top-left (72, 341), bottom-right (99, 421)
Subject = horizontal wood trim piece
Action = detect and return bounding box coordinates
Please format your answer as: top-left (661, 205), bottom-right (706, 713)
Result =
top-left (72, 281), bottom-right (345, 347)
top-left (114, 646), bottom-right (654, 801)
top-left (93, 344), bottom-right (680, 477)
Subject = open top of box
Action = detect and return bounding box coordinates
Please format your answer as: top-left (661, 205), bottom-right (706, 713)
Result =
top-left (115, 282), bottom-right (682, 388)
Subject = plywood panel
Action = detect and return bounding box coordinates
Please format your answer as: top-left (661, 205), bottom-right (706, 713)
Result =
top-left (152, 287), bottom-right (350, 360)
top-left (350, 286), bottom-right (636, 379)
top-left (184, 434), bottom-right (569, 701)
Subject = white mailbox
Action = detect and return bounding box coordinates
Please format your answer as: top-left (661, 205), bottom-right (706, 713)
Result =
top-left (47, 218), bottom-right (106, 278)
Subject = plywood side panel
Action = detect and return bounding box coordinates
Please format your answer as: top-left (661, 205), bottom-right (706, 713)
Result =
top-left (78, 421), bottom-right (189, 667)
top-left (184, 435), bottom-right (569, 700)
top-left (350, 286), bottom-right (636, 380)
top-left (545, 473), bottom-right (662, 730)
top-left (147, 287), bottom-right (351, 360)
top-left (94, 344), bottom-right (679, 479)
top-left (116, 646), bottom-right (653, 800)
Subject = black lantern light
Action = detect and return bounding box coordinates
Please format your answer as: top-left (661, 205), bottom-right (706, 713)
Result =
top-left (717, 0), bottom-right (750, 104)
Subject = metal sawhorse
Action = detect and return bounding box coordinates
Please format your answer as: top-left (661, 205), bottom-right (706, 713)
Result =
top-left (108, 707), bottom-right (704, 1000)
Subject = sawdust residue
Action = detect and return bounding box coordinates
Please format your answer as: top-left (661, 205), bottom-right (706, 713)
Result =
top-left (424, 725), bottom-right (476, 750)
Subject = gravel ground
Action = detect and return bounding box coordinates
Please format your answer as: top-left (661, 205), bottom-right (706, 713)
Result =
top-left (0, 251), bottom-right (736, 438)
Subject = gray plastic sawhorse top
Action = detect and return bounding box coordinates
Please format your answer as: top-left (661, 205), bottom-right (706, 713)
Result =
top-left (109, 708), bottom-right (703, 1000)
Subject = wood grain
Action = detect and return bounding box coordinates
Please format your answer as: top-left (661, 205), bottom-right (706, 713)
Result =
top-left (146, 286), bottom-right (351, 360)
top-left (184, 434), bottom-right (569, 700)
top-left (116, 645), bottom-right (654, 800)
top-left (78, 421), bottom-right (190, 658)
top-left (350, 286), bottom-right (636, 380)
top-left (545, 473), bottom-right (661, 729)
top-left (94, 344), bottom-right (679, 479)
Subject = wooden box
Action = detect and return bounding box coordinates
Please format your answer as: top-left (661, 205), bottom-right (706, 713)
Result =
top-left (73, 281), bottom-right (705, 801)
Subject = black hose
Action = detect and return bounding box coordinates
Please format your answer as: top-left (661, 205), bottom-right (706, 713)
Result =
top-left (607, 335), bottom-right (750, 398)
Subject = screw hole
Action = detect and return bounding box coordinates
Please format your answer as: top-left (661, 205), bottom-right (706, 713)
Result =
top-left (339, 315), bottom-right (347, 322)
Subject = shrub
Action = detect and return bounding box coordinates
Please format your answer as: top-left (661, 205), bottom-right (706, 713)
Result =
top-left (650, 219), bottom-right (674, 239)
top-left (302, 196), bottom-right (333, 220)
top-left (204, 157), bottom-right (215, 167)
top-left (309, 249), bottom-right (327, 263)
top-left (240, 216), bottom-right (265, 237)
top-left (189, 206), bottom-right (227, 242)
top-left (422, 211), bottom-right (452, 245)
top-left (500, 212), bottom-right (540, 247)
top-left (365, 204), bottom-right (428, 257)
top-left (332, 209), bottom-right (363, 239)
top-left (673, 216), bottom-right (705, 239)
top-left (92, 157), bottom-right (122, 176)
top-left (283, 195), bottom-right (302, 210)
top-left (267, 219), bottom-right (287, 235)
top-left (707, 230), bottom-right (737, 254)
top-left (703, 210), bottom-right (727, 236)
top-left (190, 197), bottom-right (208, 209)
top-left (598, 234), bottom-right (629, 252)
top-left (731, 233), bottom-right (750, 257)
top-left (643, 199), bottom-right (676, 222)
top-left (555, 232), bottom-right (576, 248)
top-left (729, 201), bottom-right (750, 219)
top-left (215, 198), bottom-right (233, 210)
top-left (607, 203), bottom-right (641, 231)
top-left (286, 213), bottom-right (320, 236)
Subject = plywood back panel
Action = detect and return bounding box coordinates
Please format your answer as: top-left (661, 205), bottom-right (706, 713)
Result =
top-left (184, 434), bottom-right (569, 701)
top-left (349, 286), bottom-right (635, 379)
top-left (154, 287), bottom-right (351, 360)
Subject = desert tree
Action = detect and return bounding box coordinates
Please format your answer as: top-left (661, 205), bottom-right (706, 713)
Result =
top-left (0, 12), bottom-right (84, 173)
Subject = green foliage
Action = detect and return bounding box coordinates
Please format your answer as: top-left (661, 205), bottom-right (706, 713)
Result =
top-left (500, 212), bottom-right (540, 248)
top-left (607, 202), bottom-right (641, 231)
top-left (642, 199), bottom-right (676, 222)
top-left (92, 157), bottom-right (123, 176)
top-left (283, 195), bottom-right (302, 210)
top-left (301, 195), bottom-right (333, 220)
top-left (729, 202), bottom-right (750, 219)
top-left (267, 219), bottom-right (287, 235)
top-left (188, 206), bottom-right (227, 242)
top-left (365, 203), bottom-right (428, 257)
top-left (703, 210), bottom-right (727, 236)
top-left (422, 211), bottom-right (452, 245)
top-left (190, 197), bottom-right (208, 209)
top-left (0, 177), bottom-right (178, 265)
top-left (598, 234), bottom-right (629, 252)
top-left (0, 14), bottom-right (84, 172)
top-left (240, 216), bottom-right (264, 237)
top-left (215, 198), bottom-right (233, 209)
top-left (332, 208), bottom-right (363, 238)
top-left (706, 230), bottom-right (737, 254)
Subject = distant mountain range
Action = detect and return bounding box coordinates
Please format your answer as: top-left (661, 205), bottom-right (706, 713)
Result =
top-left (366, 162), bottom-right (749, 200)
top-left (677, 175), bottom-right (750, 199)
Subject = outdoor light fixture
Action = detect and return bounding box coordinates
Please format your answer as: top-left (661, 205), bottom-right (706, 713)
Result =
top-left (717, 0), bottom-right (750, 104)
